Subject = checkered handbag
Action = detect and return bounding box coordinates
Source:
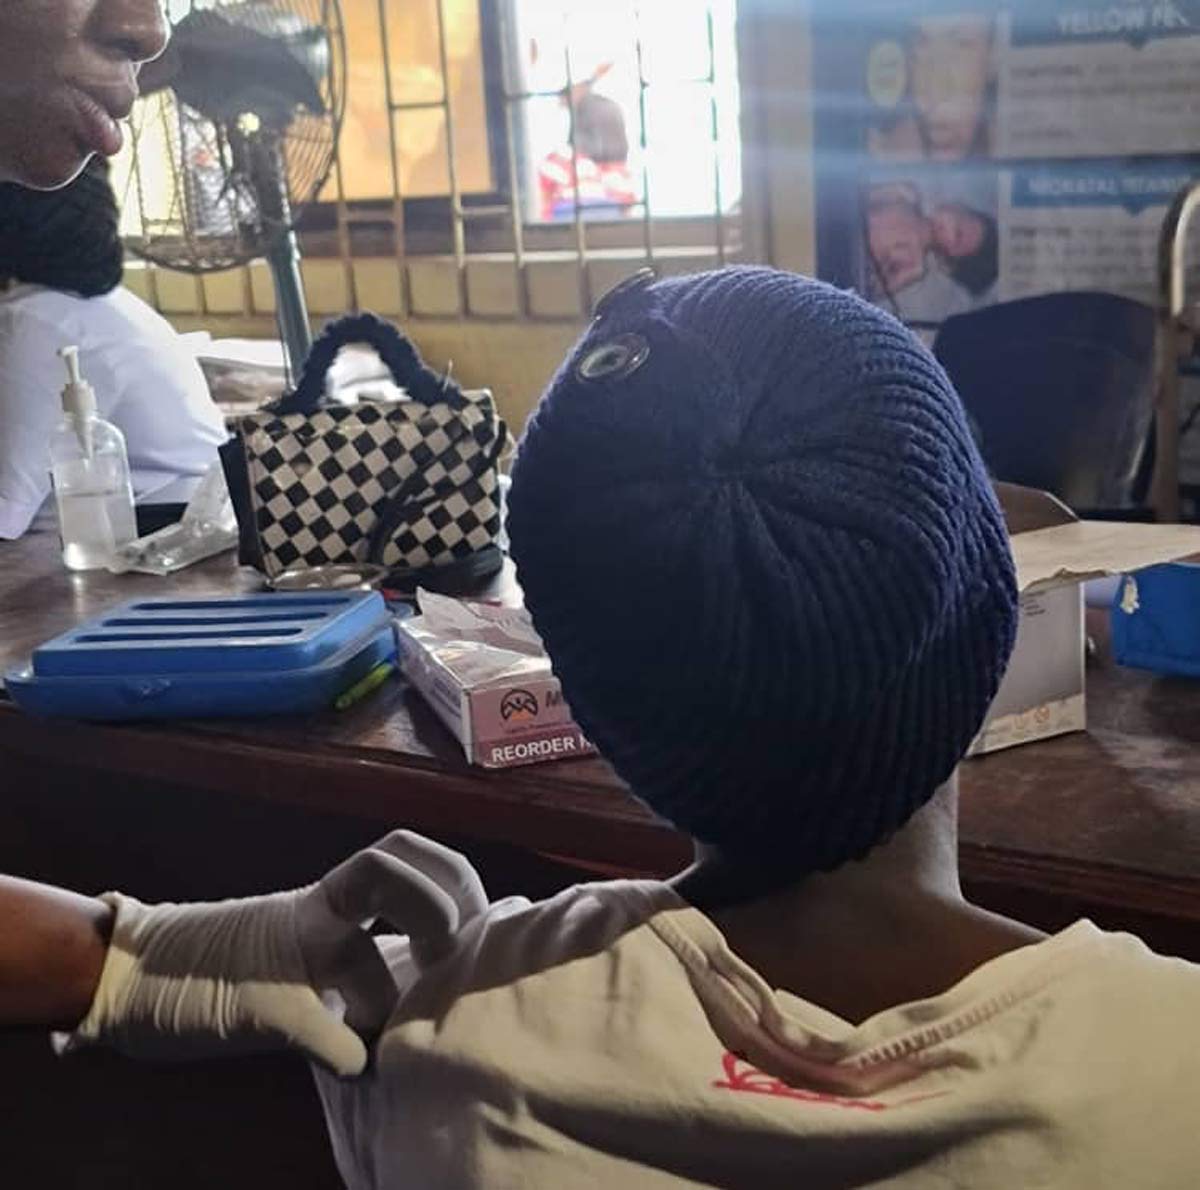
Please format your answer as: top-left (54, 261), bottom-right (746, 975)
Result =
top-left (221, 314), bottom-right (507, 581)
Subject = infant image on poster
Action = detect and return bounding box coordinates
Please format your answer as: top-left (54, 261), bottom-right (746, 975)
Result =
top-left (864, 173), bottom-right (999, 327)
top-left (866, 12), bottom-right (997, 162)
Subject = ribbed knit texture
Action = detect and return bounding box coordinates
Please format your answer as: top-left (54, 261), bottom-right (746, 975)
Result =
top-left (0, 155), bottom-right (124, 297)
top-left (508, 267), bottom-right (1018, 873)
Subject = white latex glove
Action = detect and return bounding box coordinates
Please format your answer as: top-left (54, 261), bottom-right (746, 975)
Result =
top-left (55, 831), bottom-right (489, 1077)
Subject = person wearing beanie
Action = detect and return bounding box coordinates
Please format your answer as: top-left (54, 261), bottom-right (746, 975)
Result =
top-left (0, 155), bottom-right (227, 538)
top-left (313, 268), bottom-right (1200, 1190)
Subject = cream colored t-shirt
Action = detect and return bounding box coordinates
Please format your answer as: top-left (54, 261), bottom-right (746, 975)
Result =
top-left (315, 881), bottom-right (1200, 1189)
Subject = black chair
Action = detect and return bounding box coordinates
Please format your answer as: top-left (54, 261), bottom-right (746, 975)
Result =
top-left (934, 292), bottom-right (1156, 515)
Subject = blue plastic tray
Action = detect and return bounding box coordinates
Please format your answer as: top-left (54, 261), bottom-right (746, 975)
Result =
top-left (5, 592), bottom-right (395, 720)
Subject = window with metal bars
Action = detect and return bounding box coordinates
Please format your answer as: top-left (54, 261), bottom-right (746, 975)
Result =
top-left (114, 0), bottom-right (745, 323)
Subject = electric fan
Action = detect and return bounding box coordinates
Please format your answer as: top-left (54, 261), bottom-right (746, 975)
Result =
top-left (128, 0), bottom-right (346, 377)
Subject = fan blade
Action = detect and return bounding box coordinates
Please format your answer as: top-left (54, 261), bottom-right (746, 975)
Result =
top-left (165, 8), bottom-right (326, 127)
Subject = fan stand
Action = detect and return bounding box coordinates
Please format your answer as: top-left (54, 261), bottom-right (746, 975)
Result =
top-left (244, 130), bottom-right (313, 381)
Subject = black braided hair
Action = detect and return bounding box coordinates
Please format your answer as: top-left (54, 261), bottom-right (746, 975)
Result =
top-left (0, 156), bottom-right (124, 298)
top-left (279, 311), bottom-right (464, 413)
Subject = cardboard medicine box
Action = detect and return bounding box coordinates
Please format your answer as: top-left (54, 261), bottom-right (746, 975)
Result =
top-left (969, 484), bottom-right (1200, 755)
top-left (396, 591), bottom-right (593, 770)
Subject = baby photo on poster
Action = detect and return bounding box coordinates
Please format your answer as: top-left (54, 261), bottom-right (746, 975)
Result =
top-left (863, 171), bottom-right (999, 326)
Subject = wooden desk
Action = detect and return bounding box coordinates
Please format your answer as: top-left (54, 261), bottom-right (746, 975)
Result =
top-left (2, 520), bottom-right (1199, 1187)
top-left (3, 517), bottom-right (1199, 929)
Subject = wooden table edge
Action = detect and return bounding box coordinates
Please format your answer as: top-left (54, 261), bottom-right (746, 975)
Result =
top-left (4, 701), bottom-right (1197, 920)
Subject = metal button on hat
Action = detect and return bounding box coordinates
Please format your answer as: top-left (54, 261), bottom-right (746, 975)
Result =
top-left (576, 334), bottom-right (651, 383)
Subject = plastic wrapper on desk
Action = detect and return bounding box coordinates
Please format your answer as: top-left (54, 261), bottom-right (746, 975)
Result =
top-left (108, 462), bottom-right (237, 576)
top-left (1112, 563), bottom-right (1200, 678)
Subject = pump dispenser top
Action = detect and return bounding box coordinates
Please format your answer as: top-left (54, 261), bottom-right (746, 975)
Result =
top-left (59, 346), bottom-right (97, 458)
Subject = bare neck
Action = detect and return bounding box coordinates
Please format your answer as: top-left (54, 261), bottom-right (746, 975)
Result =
top-left (669, 779), bottom-right (1044, 1022)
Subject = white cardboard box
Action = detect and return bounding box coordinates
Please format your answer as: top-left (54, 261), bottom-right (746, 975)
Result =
top-left (396, 592), bottom-right (594, 770)
top-left (969, 485), bottom-right (1200, 755)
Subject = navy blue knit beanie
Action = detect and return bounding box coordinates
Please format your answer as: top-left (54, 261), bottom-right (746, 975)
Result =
top-left (508, 267), bottom-right (1017, 873)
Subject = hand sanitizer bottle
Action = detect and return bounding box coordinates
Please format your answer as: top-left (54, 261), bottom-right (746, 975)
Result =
top-left (50, 346), bottom-right (137, 571)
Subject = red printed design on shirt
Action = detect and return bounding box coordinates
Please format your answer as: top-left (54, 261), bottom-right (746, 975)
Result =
top-left (713, 1052), bottom-right (945, 1112)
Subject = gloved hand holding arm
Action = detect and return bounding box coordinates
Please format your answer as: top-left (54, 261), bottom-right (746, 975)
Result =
top-left (8, 831), bottom-right (487, 1076)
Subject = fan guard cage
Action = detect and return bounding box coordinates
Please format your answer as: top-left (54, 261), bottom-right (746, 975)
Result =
top-left (119, 0), bottom-right (345, 273)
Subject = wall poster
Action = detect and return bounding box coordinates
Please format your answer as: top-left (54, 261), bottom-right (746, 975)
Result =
top-left (811, 0), bottom-right (1200, 479)
top-left (813, 2), bottom-right (1200, 319)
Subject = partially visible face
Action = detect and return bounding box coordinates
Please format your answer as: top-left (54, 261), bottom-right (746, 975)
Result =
top-left (911, 16), bottom-right (992, 160)
top-left (930, 203), bottom-right (987, 259)
top-left (0, 0), bottom-right (168, 189)
top-left (868, 201), bottom-right (931, 292)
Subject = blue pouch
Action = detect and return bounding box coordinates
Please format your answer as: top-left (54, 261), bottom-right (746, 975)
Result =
top-left (1111, 562), bottom-right (1200, 678)
top-left (5, 591), bottom-right (395, 720)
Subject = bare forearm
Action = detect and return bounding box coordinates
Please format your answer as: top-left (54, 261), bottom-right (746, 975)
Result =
top-left (0, 876), bottom-right (112, 1030)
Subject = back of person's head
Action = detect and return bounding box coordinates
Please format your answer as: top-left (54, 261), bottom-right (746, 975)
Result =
top-left (575, 93), bottom-right (629, 165)
top-left (0, 155), bottom-right (124, 297)
top-left (508, 266), bottom-right (1018, 875)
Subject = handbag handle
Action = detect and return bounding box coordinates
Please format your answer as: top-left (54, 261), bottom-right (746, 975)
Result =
top-left (271, 312), bottom-right (467, 416)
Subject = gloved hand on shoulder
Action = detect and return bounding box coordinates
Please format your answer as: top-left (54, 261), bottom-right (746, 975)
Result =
top-left (55, 831), bottom-right (489, 1076)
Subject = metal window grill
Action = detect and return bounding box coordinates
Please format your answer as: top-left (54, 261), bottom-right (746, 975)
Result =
top-left (118, 0), bottom-right (744, 323)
